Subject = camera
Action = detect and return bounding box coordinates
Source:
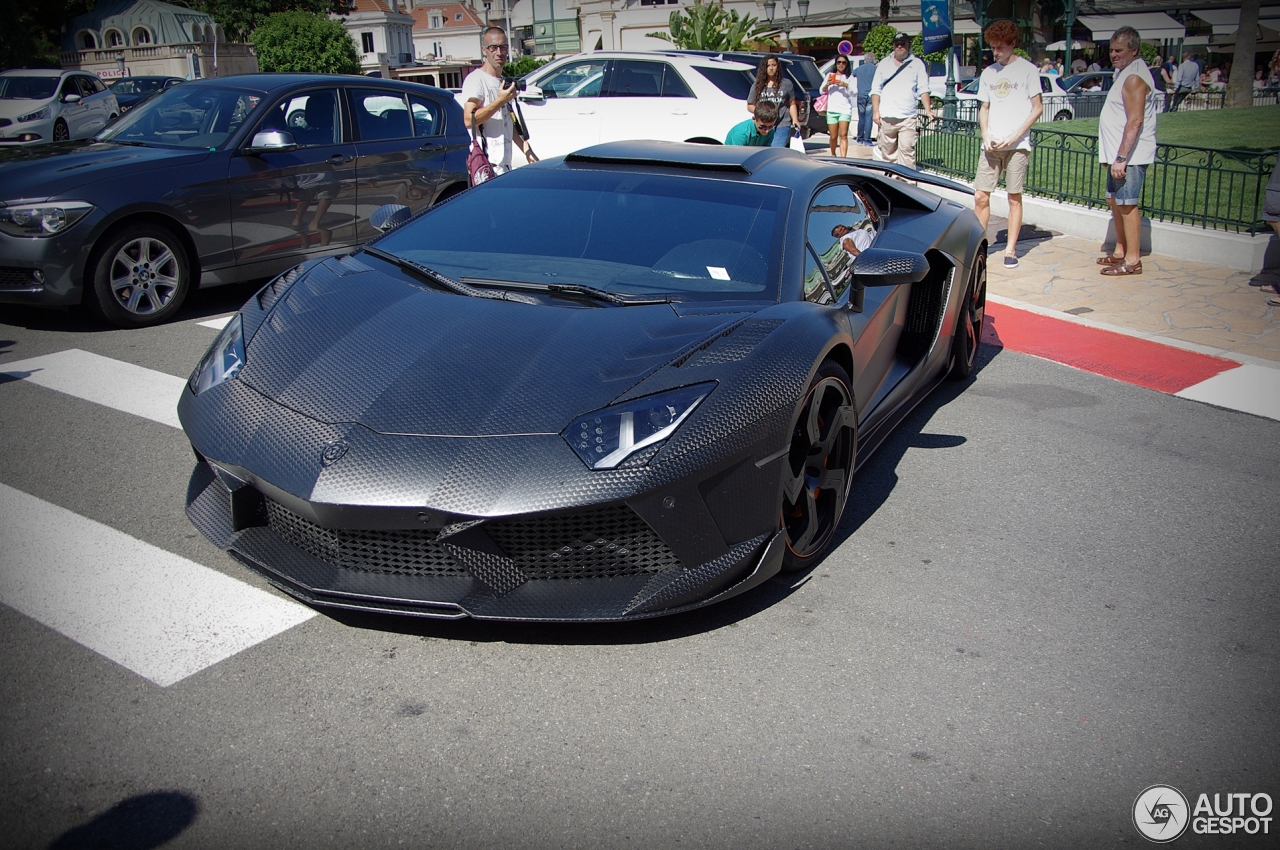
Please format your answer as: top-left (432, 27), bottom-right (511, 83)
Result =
top-left (502, 76), bottom-right (527, 92)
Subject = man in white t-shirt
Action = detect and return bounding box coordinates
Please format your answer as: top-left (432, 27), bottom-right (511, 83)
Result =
top-left (871, 32), bottom-right (933, 168)
top-left (974, 19), bottom-right (1043, 269)
top-left (462, 26), bottom-right (537, 175)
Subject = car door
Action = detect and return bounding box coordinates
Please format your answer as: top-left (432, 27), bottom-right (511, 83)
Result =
top-left (804, 182), bottom-right (902, 415)
top-left (227, 87), bottom-right (358, 276)
top-left (77, 75), bottom-right (113, 132)
top-left (597, 59), bottom-right (696, 145)
top-left (518, 58), bottom-right (606, 159)
top-left (57, 75), bottom-right (91, 138)
top-left (349, 87), bottom-right (449, 243)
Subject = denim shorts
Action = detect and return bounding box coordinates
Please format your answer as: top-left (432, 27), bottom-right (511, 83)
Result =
top-left (1106, 163), bottom-right (1147, 205)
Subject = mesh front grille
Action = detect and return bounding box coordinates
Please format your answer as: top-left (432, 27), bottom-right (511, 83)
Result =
top-left (265, 500), bottom-right (466, 577)
top-left (488, 505), bottom-right (681, 580)
top-left (263, 500), bottom-right (679, 581)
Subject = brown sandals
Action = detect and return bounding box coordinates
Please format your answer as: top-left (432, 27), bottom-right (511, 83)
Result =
top-left (1100, 261), bottom-right (1142, 276)
top-left (1096, 255), bottom-right (1124, 266)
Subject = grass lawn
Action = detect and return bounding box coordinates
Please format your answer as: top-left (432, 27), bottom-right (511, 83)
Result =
top-left (1053, 105), bottom-right (1280, 152)
top-left (917, 105), bottom-right (1279, 231)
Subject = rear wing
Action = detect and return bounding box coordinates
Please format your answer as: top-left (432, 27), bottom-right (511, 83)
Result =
top-left (815, 157), bottom-right (976, 196)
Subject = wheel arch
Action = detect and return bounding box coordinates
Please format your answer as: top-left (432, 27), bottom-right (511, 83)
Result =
top-left (684, 137), bottom-right (722, 145)
top-left (82, 210), bottom-right (201, 303)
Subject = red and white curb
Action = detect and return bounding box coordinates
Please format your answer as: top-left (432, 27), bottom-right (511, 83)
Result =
top-left (983, 295), bottom-right (1280, 421)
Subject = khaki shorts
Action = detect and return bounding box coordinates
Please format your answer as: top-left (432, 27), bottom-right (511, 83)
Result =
top-left (975, 149), bottom-right (1029, 194)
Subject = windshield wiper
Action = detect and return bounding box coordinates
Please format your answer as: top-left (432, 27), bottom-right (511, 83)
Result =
top-left (462, 277), bottom-right (673, 305)
top-left (364, 248), bottom-right (539, 304)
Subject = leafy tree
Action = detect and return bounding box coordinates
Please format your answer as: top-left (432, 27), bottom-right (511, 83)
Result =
top-left (0, 0), bottom-right (95, 69)
top-left (646, 0), bottom-right (771, 51)
top-left (187, 0), bottom-right (354, 44)
top-left (504, 56), bottom-right (548, 77)
top-left (862, 24), bottom-right (896, 60)
top-left (250, 10), bottom-right (360, 74)
top-left (1139, 42), bottom-right (1157, 66)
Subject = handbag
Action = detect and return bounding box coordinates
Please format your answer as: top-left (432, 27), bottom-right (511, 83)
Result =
top-left (467, 120), bottom-right (497, 187)
top-left (813, 93), bottom-right (829, 114)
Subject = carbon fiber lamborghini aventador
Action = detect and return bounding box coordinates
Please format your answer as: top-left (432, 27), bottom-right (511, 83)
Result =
top-left (179, 141), bottom-right (987, 622)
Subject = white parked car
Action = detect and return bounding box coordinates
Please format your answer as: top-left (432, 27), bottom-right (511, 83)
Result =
top-left (460, 52), bottom-right (760, 160)
top-left (0, 69), bottom-right (119, 145)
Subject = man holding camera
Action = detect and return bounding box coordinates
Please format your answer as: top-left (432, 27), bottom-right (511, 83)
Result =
top-left (462, 27), bottom-right (537, 174)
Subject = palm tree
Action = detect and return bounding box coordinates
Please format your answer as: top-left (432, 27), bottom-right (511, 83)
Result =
top-left (880, 0), bottom-right (890, 26)
top-left (1225, 0), bottom-right (1260, 108)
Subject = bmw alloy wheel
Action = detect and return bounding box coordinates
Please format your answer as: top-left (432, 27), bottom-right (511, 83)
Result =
top-left (108, 236), bottom-right (182, 316)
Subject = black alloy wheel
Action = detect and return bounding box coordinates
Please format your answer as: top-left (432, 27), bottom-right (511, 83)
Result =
top-left (780, 361), bottom-right (856, 571)
top-left (85, 223), bottom-right (192, 327)
top-left (1054, 109), bottom-right (1073, 121)
top-left (53, 119), bottom-right (70, 141)
top-left (949, 248), bottom-right (987, 380)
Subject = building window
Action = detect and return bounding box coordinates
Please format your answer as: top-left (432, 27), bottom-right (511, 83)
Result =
top-left (79, 31), bottom-right (96, 49)
top-left (132, 27), bottom-right (152, 44)
top-left (429, 13), bottom-right (443, 28)
top-left (455, 12), bottom-right (462, 20)
top-left (361, 32), bottom-right (375, 53)
top-left (106, 29), bottom-right (124, 47)
top-left (433, 41), bottom-right (443, 58)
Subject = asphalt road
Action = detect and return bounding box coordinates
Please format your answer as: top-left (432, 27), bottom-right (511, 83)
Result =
top-left (1, 291), bottom-right (1277, 849)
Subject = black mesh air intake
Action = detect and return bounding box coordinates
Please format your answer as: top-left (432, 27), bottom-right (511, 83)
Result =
top-left (487, 505), bottom-right (681, 580)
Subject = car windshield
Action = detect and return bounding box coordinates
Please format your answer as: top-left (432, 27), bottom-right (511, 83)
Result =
top-left (0, 76), bottom-right (59, 100)
top-left (373, 168), bottom-right (788, 302)
top-left (98, 84), bottom-right (264, 149)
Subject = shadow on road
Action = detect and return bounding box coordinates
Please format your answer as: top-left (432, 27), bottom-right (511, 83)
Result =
top-left (47, 791), bottom-right (199, 850)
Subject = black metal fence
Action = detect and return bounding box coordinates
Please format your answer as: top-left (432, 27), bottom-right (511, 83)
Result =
top-left (949, 90), bottom-right (1280, 125)
top-left (915, 117), bottom-right (1279, 235)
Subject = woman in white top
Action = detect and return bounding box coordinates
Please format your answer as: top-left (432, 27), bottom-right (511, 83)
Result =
top-left (821, 55), bottom-right (855, 157)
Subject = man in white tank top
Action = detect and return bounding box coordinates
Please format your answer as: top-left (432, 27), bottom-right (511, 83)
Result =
top-left (1097, 26), bottom-right (1158, 277)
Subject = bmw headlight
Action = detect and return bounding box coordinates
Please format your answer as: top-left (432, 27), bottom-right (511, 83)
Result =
top-left (0, 200), bottom-right (94, 237)
top-left (189, 313), bottom-right (245, 395)
top-left (563, 383), bottom-right (715, 470)
top-left (16, 107), bottom-right (50, 123)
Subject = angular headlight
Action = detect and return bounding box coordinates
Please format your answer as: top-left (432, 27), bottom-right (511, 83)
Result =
top-left (0, 200), bottom-right (94, 237)
top-left (189, 313), bottom-right (245, 395)
top-left (16, 107), bottom-right (50, 123)
top-left (563, 383), bottom-right (715, 470)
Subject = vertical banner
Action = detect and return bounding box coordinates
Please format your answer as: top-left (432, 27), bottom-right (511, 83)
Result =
top-left (921, 0), bottom-right (953, 55)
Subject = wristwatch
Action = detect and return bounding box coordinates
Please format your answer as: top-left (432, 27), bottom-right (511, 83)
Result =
top-left (1114, 154), bottom-right (1128, 163)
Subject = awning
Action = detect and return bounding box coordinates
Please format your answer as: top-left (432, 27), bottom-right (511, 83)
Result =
top-left (954, 19), bottom-right (982, 35)
top-left (1077, 13), bottom-right (1185, 41)
top-left (1190, 8), bottom-right (1280, 37)
top-left (1045, 39), bottom-right (1094, 51)
top-left (1210, 21), bottom-right (1280, 47)
top-left (787, 24), bottom-right (856, 39)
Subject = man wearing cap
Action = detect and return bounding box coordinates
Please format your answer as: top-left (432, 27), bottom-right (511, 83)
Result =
top-left (871, 32), bottom-right (934, 169)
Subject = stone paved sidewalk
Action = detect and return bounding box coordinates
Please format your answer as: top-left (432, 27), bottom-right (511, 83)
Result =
top-left (986, 222), bottom-right (1280, 364)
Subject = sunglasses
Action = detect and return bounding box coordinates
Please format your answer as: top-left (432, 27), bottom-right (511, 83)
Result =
top-left (483, 43), bottom-right (510, 52)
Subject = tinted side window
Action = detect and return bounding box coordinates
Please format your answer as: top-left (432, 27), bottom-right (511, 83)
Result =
top-left (605, 60), bottom-right (664, 97)
top-left (1041, 76), bottom-right (1052, 93)
top-left (260, 89), bottom-right (342, 147)
top-left (538, 60), bottom-right (607, 98)
top-left (806, 183), bottom-right (878, 304)
top-left (693, 66), bottom-right (755, 100)
top-left (803, 242), bottom-right (834, 304)
top-left (88, 76), bottom-right (107, 94)
top-left (60, 76), bottom-right (80, 99)
top-left (353, 89), bottom-right (412, 140)
top-left (661, 65), bottom-right (694, 98)
top-left (408, 94), bottom-right (444, 136)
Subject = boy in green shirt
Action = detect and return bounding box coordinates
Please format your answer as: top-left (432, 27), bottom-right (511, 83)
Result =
top-left (725, 101), bottom-right (779, 146)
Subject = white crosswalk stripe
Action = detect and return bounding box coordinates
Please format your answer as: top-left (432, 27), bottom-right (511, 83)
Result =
top-left (1176, 364), bottom-right (1280, 421)
top-left (0, 344), bottom-right (316, 686)
top-left (1, 349), bottom-right (187, 429)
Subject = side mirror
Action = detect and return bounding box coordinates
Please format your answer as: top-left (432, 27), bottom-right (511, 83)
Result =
top-left (370, 203), bottom-right (412, 233)
top-left (518, 84), bottom-right (545, 101)
top-left (852, 248), bottom-right (931, 287)
top-left (245, 130), bottom-right (298, 155)
top-left (62, 93), bottom-right (82, 104)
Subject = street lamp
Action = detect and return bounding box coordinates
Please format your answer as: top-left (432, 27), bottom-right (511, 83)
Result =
top-left (763, 0), bottom-right (809, 51)
top-left (483, 0), bottom-right (491, 27)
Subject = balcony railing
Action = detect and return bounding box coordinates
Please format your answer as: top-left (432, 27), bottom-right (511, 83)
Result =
top-left (60, 42), bottom-right (254, 67)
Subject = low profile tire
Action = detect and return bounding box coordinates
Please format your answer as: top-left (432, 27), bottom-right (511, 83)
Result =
top-left (949, 249), bottom-right (987, 380)
top-left (85, 224), bottom-right (191, 327)
top-left (1054, 110), bottom-right (1072, 121)
top-left (779, 361), bottom-right (857, 572)
top-left (53, 119), bottom-right (69, 141)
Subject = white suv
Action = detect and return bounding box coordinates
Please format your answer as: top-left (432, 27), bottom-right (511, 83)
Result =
top-left (507, 52), bottom-right (759, 159)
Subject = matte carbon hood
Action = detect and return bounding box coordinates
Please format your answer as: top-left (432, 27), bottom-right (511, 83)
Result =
top-left (238, 258), bottom-right (751, 437)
